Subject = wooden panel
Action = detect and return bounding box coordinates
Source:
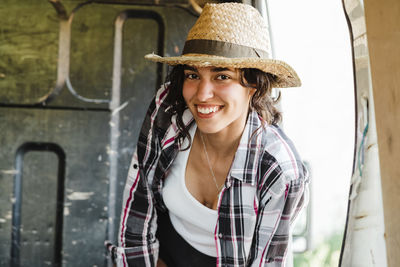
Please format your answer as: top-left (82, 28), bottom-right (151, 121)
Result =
top-left (364, 1), bottom-right (400, 266)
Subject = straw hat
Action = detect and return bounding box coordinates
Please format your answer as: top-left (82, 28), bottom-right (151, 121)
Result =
top-left (145, 3), bottom-right (301, 88)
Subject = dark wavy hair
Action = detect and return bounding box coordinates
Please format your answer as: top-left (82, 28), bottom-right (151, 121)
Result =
top-left (164, 64), bottom-right (281, 149)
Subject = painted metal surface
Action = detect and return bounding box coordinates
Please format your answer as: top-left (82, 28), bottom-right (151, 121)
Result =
top-left (1, 109), bottom-right (110, 266)
top-left (0, 1), bottom-right (197, 266)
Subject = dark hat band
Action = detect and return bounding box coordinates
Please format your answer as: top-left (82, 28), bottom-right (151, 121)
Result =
top-left (182, 39), bottom-right (269, 59)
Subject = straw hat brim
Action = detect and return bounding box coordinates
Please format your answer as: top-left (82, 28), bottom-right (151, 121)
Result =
top-left (145, 53), bottom-right (301, 88)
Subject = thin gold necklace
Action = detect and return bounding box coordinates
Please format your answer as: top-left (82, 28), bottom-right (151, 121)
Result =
top-left (199, 132), bottom-right (225, 191)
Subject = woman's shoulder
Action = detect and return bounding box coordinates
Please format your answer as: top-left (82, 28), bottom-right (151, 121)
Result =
top-left (151, 83), bottom-right (175, 123)
top-left (138, 84), bottom-right (176, 146)
top-left (260, 124), bottom-right (307, 182)
top-left (154, 83), bottom-right (172, 108)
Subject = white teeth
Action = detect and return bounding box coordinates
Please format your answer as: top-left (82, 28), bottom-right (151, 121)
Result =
top-left (197, 106), bottom-right (219, 114)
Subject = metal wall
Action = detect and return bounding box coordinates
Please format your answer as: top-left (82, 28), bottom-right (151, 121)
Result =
top-left (0, 1), bottom-right (197, 266)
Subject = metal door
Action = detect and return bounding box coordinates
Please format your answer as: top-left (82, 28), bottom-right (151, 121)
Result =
top-left (0, 1), bottom-right (197, 266)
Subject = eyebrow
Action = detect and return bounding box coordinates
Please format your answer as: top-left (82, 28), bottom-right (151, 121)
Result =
top-left (183, 66), bottom-right (233, 72)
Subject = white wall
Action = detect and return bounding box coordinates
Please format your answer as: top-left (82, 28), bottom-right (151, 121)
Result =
top-left (268, 0), bottom-right (354, 247)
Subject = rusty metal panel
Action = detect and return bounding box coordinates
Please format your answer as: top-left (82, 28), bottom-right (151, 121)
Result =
top-left (12, 145), bottom-right (64, 266)
top-left (0, 1), bottom-right (59, 104)
top-left (0, 109), bottom-right (110, 266)
top-left (0, 1), bottom-right (197, 266)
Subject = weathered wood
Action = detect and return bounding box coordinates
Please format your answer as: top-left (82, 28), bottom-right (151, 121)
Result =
top-left (364, 1), bottom-right (400, 266)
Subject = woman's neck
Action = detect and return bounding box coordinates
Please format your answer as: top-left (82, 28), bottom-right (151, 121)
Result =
top-left (195, 109), bottom-right (250, 157)
top-left (197, 123), bottom-right (245, 158)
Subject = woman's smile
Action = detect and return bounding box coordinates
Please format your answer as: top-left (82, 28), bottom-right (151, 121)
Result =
top-left (182, 66), bottom-right (254, 135)
top-left (195, 104), bottom-right (223, 118)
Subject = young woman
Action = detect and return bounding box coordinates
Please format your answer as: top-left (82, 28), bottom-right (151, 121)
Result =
top-left (108, 3), bottom-right (308, 266)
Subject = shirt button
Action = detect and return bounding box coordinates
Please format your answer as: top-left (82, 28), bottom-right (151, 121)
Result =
top-left (133, 164), bottom-right (138, 169)
top-left (218, 233), bottom-right (223, 239)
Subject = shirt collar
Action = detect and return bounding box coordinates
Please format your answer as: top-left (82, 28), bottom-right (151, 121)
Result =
top-left (229, 111), bottom-right (265, 185)
top-left (182, 108), bottom-right (194, 128)
top-left (167, 109), bottom-right (194, 150)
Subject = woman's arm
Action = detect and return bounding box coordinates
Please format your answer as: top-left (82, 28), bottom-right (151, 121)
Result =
top-left (115, 149), bottom-right (159, 267)
top-left (249, 172), bottom-right (308, 266)
top-left (108, 85), bottom-right (171, 267)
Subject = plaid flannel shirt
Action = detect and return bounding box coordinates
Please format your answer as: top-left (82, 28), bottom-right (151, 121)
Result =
top-left (109, 84), bottom-right (308, 266)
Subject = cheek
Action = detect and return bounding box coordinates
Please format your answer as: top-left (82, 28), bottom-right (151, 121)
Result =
top-left (230, 89), bottom-right (252, 108)
top-left (182, 84), bottom-right (194, 104)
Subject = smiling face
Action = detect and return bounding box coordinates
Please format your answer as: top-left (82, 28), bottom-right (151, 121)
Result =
top-left (182, 66), bottom-right (255, 136)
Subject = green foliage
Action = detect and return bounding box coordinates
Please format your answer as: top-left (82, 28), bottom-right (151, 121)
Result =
top-left (294, 232), bottom-right (343, 267)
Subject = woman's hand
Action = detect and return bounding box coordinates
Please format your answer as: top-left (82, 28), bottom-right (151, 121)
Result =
top-left (157, 258), bottom-right (168, 267)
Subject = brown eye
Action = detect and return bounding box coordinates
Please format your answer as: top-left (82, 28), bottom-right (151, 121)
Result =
top-left (184, 73), bottom-right (199, 80)
top-left (216, 74), bottom-right (230, 80)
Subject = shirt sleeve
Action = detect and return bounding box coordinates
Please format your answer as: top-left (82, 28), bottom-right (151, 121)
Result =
top-left (250, 171), bottom-right (308, 267)
top-left (114, 149), bottom-right (159, 267)
top-left (106, 85), bottom-right (171, 267)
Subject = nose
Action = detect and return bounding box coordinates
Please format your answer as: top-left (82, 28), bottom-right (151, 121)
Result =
top-left (196, 79), bottom-right (214, 101)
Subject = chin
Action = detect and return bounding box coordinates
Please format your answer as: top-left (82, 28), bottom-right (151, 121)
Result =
top-left (196, 123), bottom-right (224, 134)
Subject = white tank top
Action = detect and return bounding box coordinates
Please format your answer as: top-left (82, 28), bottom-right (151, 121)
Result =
top-left (162, 125), bottom-right (218, 257)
